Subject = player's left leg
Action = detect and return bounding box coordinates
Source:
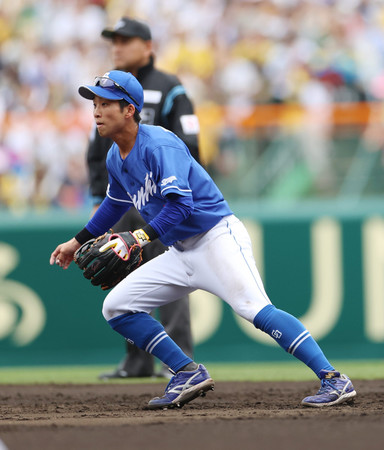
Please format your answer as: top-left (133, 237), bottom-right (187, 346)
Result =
top-left (188, 215), bottom-right (356, 407)
top-left (253, 305), bottom-right (356, 406)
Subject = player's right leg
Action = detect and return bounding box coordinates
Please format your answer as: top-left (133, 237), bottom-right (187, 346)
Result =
top-left (147, 363), bottom-right (214, 410)
top-left (101, 252), bottom-right (214, 409)
top-left (158, 295), bottom-right (193, 377)
top-left (104, 310), bottom-right (214, 409)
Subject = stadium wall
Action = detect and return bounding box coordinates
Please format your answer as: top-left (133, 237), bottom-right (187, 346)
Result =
top-left (1, 200), bottom-right (383, 366)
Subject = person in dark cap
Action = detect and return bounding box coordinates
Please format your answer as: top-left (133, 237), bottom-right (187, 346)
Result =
top-left (101, 17), bottom-right (152, 41)
top-left (88, 17), bottom-right (199, 379)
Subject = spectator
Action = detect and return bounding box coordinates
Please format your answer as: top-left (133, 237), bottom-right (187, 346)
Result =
top-left (2, 0), bottom-right (384, 207)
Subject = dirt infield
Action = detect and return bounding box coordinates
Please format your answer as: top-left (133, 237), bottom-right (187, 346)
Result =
top-left (0, 380), bottom-right (383, 450)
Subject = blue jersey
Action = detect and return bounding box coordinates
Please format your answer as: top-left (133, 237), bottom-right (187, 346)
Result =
top-left (106, 124), bottom-right (232, 246)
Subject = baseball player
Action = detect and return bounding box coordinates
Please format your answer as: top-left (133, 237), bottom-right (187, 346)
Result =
top-left (50, 70), bottom-right (357, 409)
top-left (88, 17), bottom-right (198, 379)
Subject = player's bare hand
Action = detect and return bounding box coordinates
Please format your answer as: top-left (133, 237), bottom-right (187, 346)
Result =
top-left (50, 238), bottom-right (81, 269)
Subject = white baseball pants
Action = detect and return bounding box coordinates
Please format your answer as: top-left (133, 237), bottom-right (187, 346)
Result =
top-left (102, 215), bottom-right (272, 323)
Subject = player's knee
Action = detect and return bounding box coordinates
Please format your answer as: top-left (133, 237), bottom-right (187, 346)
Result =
top-left (102, 301), bottom-right (113, 321)
top-left (102, 288), bottom-right (140, 321)
top-left (102, 292), bottom-right (119, 321)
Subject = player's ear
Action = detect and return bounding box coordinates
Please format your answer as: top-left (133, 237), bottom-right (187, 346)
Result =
top-left (125, 103), bottom-right (136, 119)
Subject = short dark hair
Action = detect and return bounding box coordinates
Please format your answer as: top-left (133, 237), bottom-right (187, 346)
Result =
top-left (119, 99), bottom-right (141, 123)
top-left (133, 109), bottom-right (141, 124)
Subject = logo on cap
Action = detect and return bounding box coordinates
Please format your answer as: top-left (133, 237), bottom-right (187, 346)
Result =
top-left (114, 19), bottom-right (125, 31)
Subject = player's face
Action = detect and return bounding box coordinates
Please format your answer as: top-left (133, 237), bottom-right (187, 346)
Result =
top-left (111, 36), bottom-right (152, 73)
top-left (93, 96), bottom-right (126, 138)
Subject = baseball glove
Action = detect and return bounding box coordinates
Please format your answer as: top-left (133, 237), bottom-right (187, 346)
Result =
top-left (74, 231), bottom-right (143, 290)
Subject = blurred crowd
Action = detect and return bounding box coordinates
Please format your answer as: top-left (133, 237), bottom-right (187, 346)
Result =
top-left (1, 0), bottom-right (384, 210)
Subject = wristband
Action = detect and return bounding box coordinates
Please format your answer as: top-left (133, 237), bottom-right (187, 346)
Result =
top-left (75, 227), bottom-right (96, 245)
top-left (142, 224), bottom-right (159, 241)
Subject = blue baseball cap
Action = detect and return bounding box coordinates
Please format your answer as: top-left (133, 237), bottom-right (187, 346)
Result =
top-left (78, 70), bottom-right (144, 112)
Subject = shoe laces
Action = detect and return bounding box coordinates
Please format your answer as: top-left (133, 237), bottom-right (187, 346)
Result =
top-left (164, 371), bottom-right (184, 393)
top-left (164, 366), bottom-right (200, 393)
top-left (318, 376), bottom-right (342, 395)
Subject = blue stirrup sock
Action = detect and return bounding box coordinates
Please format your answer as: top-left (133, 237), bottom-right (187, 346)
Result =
top-left (254, 305), bottom-right (334, 378)
top-left (108, 312), bottom-right (192, 373)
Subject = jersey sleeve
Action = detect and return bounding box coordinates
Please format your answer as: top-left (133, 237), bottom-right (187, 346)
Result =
top-left (86, 196), bottom-right (130, 237)
top-left (149, 194), bottom-right (193, 236)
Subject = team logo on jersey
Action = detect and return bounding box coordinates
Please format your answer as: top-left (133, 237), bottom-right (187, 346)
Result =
top-left (130, 172), bottom-right (157, 210)
top-left (161, 176), bottom-right (177, 186)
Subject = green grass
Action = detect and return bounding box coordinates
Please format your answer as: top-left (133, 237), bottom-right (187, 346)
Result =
top-left (0, 360), bottom-right (383, 384)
